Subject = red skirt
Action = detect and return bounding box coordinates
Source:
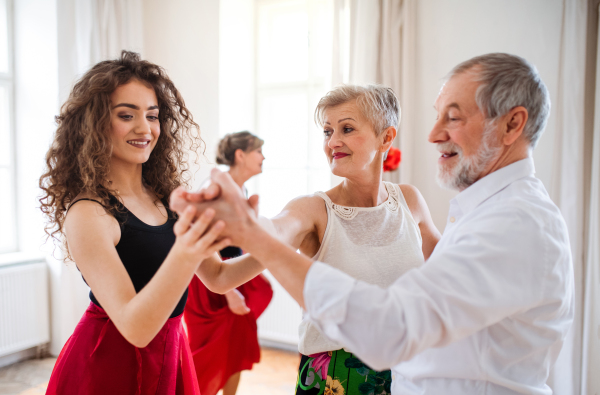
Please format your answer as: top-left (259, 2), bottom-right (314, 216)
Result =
top-left (184, 274), bottom-right (273, 395)
top-left (47, 302), bottom-right (200, 395)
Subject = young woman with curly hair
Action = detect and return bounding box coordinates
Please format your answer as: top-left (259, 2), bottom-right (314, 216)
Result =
top-left (40, 51), bottom-right (229, 395)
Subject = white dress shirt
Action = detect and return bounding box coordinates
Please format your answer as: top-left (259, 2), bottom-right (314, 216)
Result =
top-left (304, 158), bottom-right (574, 395)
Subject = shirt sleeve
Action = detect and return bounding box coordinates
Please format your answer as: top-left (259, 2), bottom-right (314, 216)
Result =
top-left (303, 204), bottom-right (565, 371)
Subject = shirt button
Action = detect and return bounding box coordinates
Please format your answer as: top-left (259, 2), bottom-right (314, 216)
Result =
top-left (449, 216), bottom-right (456, 223)
top-left (392, 374), bottom-right (396, 380)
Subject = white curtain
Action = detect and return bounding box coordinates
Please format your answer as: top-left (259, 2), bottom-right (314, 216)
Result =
top-left (57, 0), bottom-right (143, 102)
top-left (331, 0), bottom-right (415, 184)
top-left (547, 0), bottom-right (589, 393)
top-left (49, 0), bottom-right (143, 356)
top-left (581, 4), bottom-right (600, 393)
top-left (76, 0), bottom-right (143, 74)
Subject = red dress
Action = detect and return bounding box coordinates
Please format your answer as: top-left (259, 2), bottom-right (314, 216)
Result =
top-left (47, 197), bottom-right (198, 395)
top-left (47, 302), bottom-right (199, 395)
top-left (184, 250), bottom-right (273, 395)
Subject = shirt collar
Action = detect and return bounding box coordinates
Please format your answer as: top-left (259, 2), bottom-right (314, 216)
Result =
top-left (453, 157), bottom-right (535, 216)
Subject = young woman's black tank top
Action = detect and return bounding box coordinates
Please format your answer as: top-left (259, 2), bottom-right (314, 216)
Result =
top-left (74, 196), bottom-right (187, 318)
top-left (219, 246), bottom-right (243, 259)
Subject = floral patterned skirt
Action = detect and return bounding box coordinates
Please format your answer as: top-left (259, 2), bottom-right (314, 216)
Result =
top-left (295, 349), bottom-right (392, 395)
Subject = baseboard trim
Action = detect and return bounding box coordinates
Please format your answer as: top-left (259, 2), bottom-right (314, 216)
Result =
top-left (0, 344), bottom-right (49, 369)
top-left (258, 338), bottom-right (299, 353)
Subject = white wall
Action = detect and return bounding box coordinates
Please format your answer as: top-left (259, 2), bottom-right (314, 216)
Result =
top-left (143, 0), bottom-right (221, 188)
top-left (408, 0), bottom-right (563, 230)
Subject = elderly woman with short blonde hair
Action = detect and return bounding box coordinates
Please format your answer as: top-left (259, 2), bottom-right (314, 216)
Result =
top-left (171, 84), bottom-right (441, 395)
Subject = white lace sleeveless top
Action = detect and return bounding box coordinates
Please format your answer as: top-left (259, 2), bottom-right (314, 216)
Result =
top-left (298, 182), bottom-right (425, 355)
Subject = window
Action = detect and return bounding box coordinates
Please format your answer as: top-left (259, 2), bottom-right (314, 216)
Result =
top-left (0, 0), bottom-right (16, 253)
top-left (219, 0), bottom-right (334, 346)
top-left (251, 0), bottom-right (334, 346)
top-left (252, 0), bottom-right (333, 218)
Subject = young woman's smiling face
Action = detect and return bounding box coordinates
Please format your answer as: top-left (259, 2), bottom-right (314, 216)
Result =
top-left (322, 100), bottom-right (384, 178)
top-left (109, 79), bottom-right (160, 166)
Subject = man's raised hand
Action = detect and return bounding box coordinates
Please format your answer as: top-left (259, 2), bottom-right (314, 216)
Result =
top-left (168, 169), bottom-right (261, 250)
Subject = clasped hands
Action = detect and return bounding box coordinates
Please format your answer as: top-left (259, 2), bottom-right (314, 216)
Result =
top-left (169, 168), bottom-right (262, 251)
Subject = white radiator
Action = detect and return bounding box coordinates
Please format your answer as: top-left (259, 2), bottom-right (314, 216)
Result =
top-left (257, 270), bottom-right (302, 347)
top-left (0, 260), bottom-right (50, 357)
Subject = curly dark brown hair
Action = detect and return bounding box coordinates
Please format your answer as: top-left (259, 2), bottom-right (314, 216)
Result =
top-left (39, 50), bottom-right (203, 251)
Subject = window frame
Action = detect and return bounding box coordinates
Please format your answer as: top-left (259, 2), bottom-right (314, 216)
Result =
top-left (0, 0), bottom-right (18, 253)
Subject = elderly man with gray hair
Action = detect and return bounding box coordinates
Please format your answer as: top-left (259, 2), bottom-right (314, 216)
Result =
top-left (172, 53), bottom-right (574, 394)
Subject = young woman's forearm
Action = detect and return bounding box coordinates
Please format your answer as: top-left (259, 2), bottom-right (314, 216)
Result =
top-left (108, 208), bottom-right (228, 348)
top-left (116, 255), bottom-right (199, 347)
top-left (196, 253), bottom-right (265, 294)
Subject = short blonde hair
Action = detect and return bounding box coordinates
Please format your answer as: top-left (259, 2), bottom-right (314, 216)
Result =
top-left (314, 84), bottom-right (400, 134)
top-left (216, 131), bottom-right (264, 166)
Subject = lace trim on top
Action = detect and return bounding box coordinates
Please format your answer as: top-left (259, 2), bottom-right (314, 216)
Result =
top-left (315, 182), bottom-right (399, 220)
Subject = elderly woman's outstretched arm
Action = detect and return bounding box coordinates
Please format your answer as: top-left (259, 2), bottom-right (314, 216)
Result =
top-left (169, 181), bottom-right (325, 294)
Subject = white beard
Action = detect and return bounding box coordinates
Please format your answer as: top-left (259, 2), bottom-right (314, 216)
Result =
top-left (435, 124), bottom-right (503, 191)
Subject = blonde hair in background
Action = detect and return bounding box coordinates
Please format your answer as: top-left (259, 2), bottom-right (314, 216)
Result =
top-left (216, 131), bottom-right (265, 166)
top-left (314, 84), bottom-right (401, 134)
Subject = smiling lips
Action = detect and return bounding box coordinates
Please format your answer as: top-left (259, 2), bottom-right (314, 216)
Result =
top-left (127, 139), bottom-right (151, 148)
top-left (440, 151), bottom-right (458, 159)
top-left (332, 152), bottom-right (349, 160)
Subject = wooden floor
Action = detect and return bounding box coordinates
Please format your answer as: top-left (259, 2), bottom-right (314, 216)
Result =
top-left (226, 347), bottom-right (300, 395)
top-left (0, 347), bottom-right (300, 395)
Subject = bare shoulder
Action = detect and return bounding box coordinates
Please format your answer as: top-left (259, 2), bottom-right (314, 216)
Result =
top-left (398, 184), bottom-right (427, 223)
top-left (398, 184), bottom-right (423, 205)
top-left (276, 194), bottom-right (327, 219)
top-left (65, 194), bottom-right (120, 244)
top-left (270, 194), bottom-right (328, 248)
top-left (67, 192), bottom-right (108, 220)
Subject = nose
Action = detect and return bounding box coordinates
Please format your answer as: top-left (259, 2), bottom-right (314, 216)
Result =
top-left (327, 129), bottom-right (343, 151)
top-left (428, 118), bottom-right (449, 144)
top-left (134, 116), bottom-right (152, 134)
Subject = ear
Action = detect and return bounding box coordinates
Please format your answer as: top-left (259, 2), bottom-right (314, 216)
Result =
top-left (380, 126), bottom-right (397, 152)
top-left (234, 148), bottom-right (245, 165)
top-left (502, 106), bottom-right (528, 146)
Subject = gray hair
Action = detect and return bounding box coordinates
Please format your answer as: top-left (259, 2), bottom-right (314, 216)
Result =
top-left (314, 84), bottom-right (400, 134)
top-left (447, 53), bottom-right (550, 148)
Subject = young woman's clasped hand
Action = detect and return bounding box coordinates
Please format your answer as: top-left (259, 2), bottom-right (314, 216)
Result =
top-left (171, 206), bottom-right (230, 266)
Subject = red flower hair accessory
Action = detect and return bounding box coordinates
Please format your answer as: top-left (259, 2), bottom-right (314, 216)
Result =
top-left (383, 146), bottom-right (401, 172)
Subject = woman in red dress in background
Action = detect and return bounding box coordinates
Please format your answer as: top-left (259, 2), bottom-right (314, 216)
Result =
top-left (184, 131), bottom-right (274, 395)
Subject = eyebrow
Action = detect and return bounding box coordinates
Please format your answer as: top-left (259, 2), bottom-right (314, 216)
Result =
top-left (113, 103), bottom-right (159, 111)
top-left (324, 117), bottom-right (356, 126)
top-left (433, 103), bottom-right (461, 111)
